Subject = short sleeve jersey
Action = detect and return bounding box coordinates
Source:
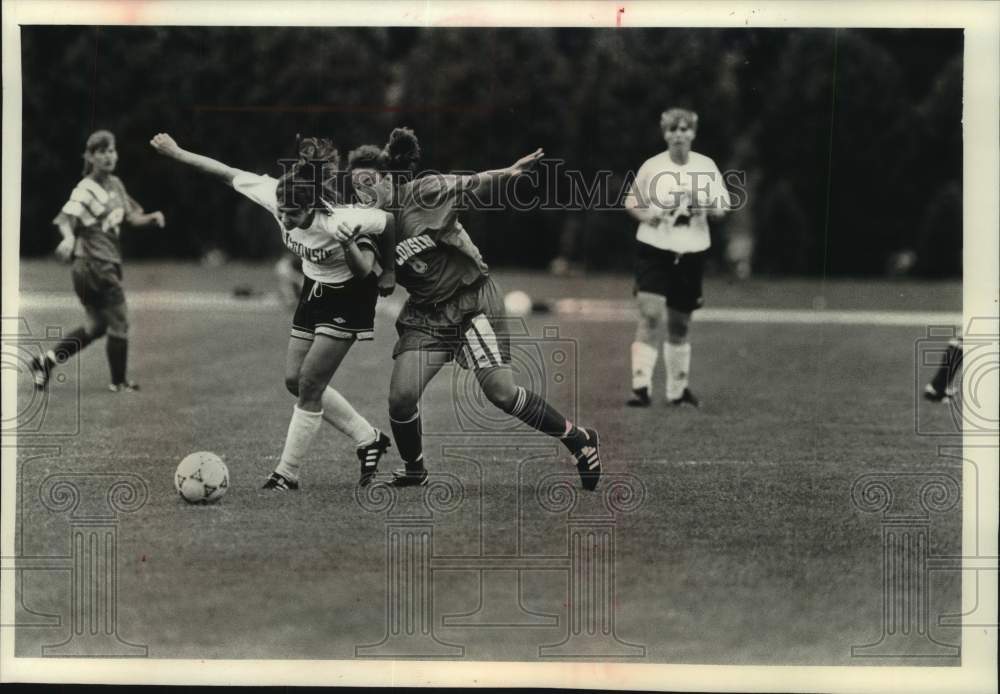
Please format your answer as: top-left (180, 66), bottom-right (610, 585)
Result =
top-left (393, 174), bottom-right (490, 305)
top-left (630, 150), bottom-right (730, 253)
top-left (232, 172), bottom-right (387, 283)
top-left (53, 175), bottom-right (138, 264)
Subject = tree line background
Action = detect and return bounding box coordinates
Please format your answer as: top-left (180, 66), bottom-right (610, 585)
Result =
top-left (19, 26), bottom-right (962, 277)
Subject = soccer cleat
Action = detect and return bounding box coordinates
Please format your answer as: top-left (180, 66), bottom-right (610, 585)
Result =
top-left (108, 381), bottom-right (141, 393)
top-left (669, 388), bottom-right (700, 408)
top-left (923, 383), bottom-right (956, 403)
top-left (570, 427), bottom-right (602, 491)
top-left (29, 356), bottom-right (51, 391)
top-left (261, 472), bottom-right (299, 491)
top-left (357, 430), bottom-right (392, 487)
top-left (390, 465), bottom-right (429, 487)
top-left (626, 386), bottom-right (651, 407)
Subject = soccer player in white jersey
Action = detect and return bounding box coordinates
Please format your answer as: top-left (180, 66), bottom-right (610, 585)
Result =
top-left (623, 108), bottom-right (730, 407)
top-left (150, 133), bottom-right (396, 488)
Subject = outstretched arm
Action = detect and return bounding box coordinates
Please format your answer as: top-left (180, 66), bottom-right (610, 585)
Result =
top-left (150, 133), bottom-right (242, 185)
top-left (461, 148), bottom-right (545, 197)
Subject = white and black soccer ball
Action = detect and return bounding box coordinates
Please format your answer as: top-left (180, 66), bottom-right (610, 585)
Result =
top-left (175, 451), bottom-right (229, 504)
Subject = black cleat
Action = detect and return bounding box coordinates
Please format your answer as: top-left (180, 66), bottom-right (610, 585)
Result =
top-left (390, 465), bottom-right (429, 487)
top-left (357, 430), bottom-right (392, 487)
top-left (109, 381), bottom-right (141, 393)
top-left (261, 472), bottom-right (299, 491)
top-left (923, 384), bottom-right (956, 403)
top-left (669, 388), bottom-right (700, 408)
top-left (571, 427), bottom-right (602, 491)
top-left (29, 357), bottom-right (51, 391)
top-left (626, 386), bottom-right (651, 407)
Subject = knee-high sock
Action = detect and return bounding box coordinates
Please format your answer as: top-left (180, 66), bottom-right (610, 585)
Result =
top-left (321, 386), bottom-right (376, 447)
top-left (46, 327), bottom-right (98, 367)
top-left (390, 410), bottom-right (423, 467)
top-left (630, 341), bottom-right (658, 391)
top-left (275, 406), bottom-right (323, 482)
top-left (509, 386), bottom-right (588, 451)
top-left (106, 335), bottom-right (128, 385)
top-left (664, 342), bottom-right (691, 400)
top-left (931, 339), bottom-right (962, 393)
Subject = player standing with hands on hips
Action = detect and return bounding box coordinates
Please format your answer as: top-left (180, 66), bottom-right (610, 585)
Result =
top-left (31, 130), bottom-right (167, 393)
top-left (149, 132), bottom-right (396, 489)
top-left (623, 108), bottom-right (730, 407)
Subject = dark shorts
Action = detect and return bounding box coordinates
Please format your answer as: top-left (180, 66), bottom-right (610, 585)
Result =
top-left (291, 273), bottom-right (378, 341)
top-left (633, 243), bottom-right (706, 313)
top-left (393, 276), bottom-right (512, 370)
top-left (71, 258), bottom-right (125, 310)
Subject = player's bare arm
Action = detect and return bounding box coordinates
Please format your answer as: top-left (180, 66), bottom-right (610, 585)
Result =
top-left (372, 210), bottom-right (396, 296)
top-left (53, 218), bottom-right (75, 262)
top-left (624, 188), bottom-right (662, 225)
top-left (150, 133), bottom-right (242, 184)
top-left (333, 222), bottom-right (377, 278)
top-left (464, 148), bottom-right (545, 196)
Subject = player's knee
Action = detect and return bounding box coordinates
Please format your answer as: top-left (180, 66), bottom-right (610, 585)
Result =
top-left (388, 388), bottom-right (419, 421)
top-left (296, 371), bottom-right (326, 405)
top-left (637, 297), bottom-right (665, 330)
top-left (483, 381), bottom-right (518, 413)
top-left (667, 317), bottom-right (690, 341)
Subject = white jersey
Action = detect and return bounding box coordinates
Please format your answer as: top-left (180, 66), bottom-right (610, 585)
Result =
top-left (232, 171), bottom-right (386, 283)
top-left (629, 150), bottom-right (730, 253)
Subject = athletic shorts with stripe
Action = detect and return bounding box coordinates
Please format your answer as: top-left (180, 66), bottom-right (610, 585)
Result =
top-left (291, 273), bottom-right (379, 342)
top-left (633, 243), bottom-right (707, 313)
top-left (392, 276), bottom-right (512, 370)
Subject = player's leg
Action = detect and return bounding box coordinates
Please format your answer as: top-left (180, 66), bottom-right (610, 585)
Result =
top-left (387, 346), bottom-right (447, 486)
top-left (267, 334), bottom-right (354, 489)
top-left (629, 291), bottom-right (666, 406)
top-left (31, 260), bottom-right (108, 390)
top-left (31, 307), bottom-right (107, 390)
top-left (103, 299), bottom-right (135, 391)
top-left (924, 337), bottom-right (962, 402)
top-left (664, 252), bottom-right (704, 407)
top-left (475, 363), bottom-right (601, 491)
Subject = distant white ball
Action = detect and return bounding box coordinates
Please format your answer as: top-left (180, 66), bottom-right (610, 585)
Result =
top-left (175, 451), bottom-right (229, 504)
top-left (504, 290), bottom-right (533, 318)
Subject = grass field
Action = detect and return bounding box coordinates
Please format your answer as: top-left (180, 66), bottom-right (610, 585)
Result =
top-left (11, 261), bottom-right (964, 664)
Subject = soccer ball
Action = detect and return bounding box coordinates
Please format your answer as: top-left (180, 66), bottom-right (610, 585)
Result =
top-left (504, 290), bottom-right (533, 318)
top-left (175, 452), bottom-right (229, 504)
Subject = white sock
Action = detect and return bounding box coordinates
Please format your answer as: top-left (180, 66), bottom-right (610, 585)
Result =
top-left (321, 387), bottom-right (376, 447)
top-left (664, 342), bottom-right (691, 400)
top-left (275, 405), bottom-right (323, 482)
top-left (631, 341), bottom-right (658, 391)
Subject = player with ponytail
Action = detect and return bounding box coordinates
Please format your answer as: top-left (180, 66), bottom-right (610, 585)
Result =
top-left (346, 127), bottom-right (603, 491)
top-left (150, 132), bottom-right (396, 489)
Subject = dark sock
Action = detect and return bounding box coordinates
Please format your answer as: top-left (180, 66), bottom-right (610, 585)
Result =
top-left (390, 410), bottom-right (423, 469)
top-left (509, 387), bottom-right (586, 450)
top-left (48, 327), bottom-right (96, 366)
top-left (931, 342), bottom-right (962, 393)
top-left (106, 335), bottom-right (128, 385)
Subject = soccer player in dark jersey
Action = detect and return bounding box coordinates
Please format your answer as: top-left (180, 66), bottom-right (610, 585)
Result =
top-left (151, 132), bottom-right (395, 488)
top-left (30, 130), bottom-right (167, 392)
top-left (345, 128), bottom-right (602, 490)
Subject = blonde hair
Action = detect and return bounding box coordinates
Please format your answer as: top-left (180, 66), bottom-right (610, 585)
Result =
top-left (660, 108), bottom-right (698, 133)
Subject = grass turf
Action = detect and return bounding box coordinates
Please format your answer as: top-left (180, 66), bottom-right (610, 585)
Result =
top-left (11, 262), bottom-right (963, 663)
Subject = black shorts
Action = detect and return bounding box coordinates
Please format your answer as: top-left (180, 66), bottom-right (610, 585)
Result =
top-left (71, 258), bottom-right (125, 310)
top-left (633, 243), bottom-right (706, 313)
top-left (291, 273), bottom-right (378, 342)
top-left (393, 276), bottom-right (512, 370)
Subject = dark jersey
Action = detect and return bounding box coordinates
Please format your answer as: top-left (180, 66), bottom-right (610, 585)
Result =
top-left (394, 175), bottom-right (489, 305)
top-left (53, 175), bottom-right (138, 264)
